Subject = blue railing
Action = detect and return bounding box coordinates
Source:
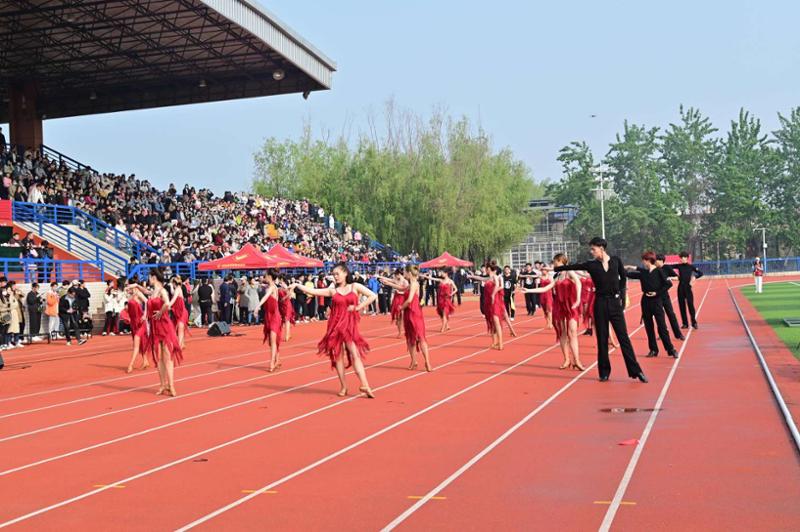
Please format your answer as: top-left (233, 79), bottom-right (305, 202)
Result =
top-left (12, 202), bottom-right (158, 260)
top-left (126, 260), bottom-right (420, 281)
top-left (0, 258), bottom-right (105, 283)
top-left (12, 203), bottom-right (128, 276)
top-left (693, 256), bottom-right (800, 276)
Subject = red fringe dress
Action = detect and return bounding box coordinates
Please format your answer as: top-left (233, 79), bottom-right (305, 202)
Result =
top-left (171, 295), bottom-right (189, 331)
top-left (143, 297), bottom-right (183, 365)
top-left (552, 278), bottom-right (581, 340)
top-left (538, 278), bottom-right (553, 314)
top-left (262, 293), bottom-right (282, 347)
top-left (436, 283), bottom-right (455, 318)
top-left (580, 276), bottom-right (595, 329)
top-left (318, 289), bottom-right (369, 369)
top-left (390, 289), bottom-right (407, 322)
top-left (403, 288), bottom-right (427, 350)
top-left (483, 280), bottom-right (496, 332)
top-left (127, 298), bottom-right (144, 342)
top-left (278, 288), bottom-right (295, 325)
top-left (492, 284), bottom-right (506, 321)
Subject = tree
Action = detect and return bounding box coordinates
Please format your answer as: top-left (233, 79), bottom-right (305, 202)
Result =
top-left (771, 108), bottom-right (800, 252)
top-left (252, 104), bottom-right (537, 260)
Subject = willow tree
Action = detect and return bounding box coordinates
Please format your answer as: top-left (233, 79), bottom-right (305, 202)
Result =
top-left (252, 104), bottom-right (537, 260)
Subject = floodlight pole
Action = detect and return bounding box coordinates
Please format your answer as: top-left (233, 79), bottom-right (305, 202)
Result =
top-left (755, 227), bottom-right (767, 273)
top-left (592, 165), bottom-right (610, 239)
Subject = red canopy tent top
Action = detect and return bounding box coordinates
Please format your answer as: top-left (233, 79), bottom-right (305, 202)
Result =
top-left (419, 252), bottom-right (473, 269)
top-left (265, 244), bottom-right (324, 268)
top-left (197, 243), bottom-right (278, 271)
top-left (664, 254), bottom-right (691, 265)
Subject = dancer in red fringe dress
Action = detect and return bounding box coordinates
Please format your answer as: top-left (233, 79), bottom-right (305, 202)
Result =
top-left (124, 279), bottom-right (148, 373)
top-left (421, 269), bottom-right (457, 332)
top-left (169, 276), bottom-right (190, 350)
top-left (538, 269), bottom-right (554, 329)
top-left (277, 279), bottom-right (295, 343)
top-left (521, 253), bottom-right (585, 370)
top-left (401, 265), bottom-right (433, 371)
top-left (292, 263), bottom-right (377, 398)
top-left (470, 262), bottom-right (517, 350)
top-left (580, 273), bottom-right (595, 336)
top-left (378, 269), bottom-right (409, 338)
top-left (132, 269), bottom-right (183, 396)
top-left (258, 270), bottom-right (283, 372)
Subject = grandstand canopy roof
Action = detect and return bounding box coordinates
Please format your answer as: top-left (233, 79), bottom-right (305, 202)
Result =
top-left (0, 0), bottom-right (336, 121)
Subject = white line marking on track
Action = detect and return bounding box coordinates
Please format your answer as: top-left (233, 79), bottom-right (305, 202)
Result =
top-left (597, 280), bottom-right (713, 531)
top-left (0, 315), bottom-right (481, 443)
top-left (0, 320), bottom-right (490, 477)
top-left (0, 323), bottom-right (545, 529)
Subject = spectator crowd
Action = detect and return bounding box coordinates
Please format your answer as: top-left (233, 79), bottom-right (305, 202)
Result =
top-left (1, 143), bottom-right (413, 266)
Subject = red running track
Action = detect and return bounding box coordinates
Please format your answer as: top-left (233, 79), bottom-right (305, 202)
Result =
top-left (0, 280), bottom-right (797, 531)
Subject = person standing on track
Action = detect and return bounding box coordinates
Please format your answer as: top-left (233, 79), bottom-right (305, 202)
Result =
top-left (124, 280), bottom-right (148, 374)
top-left (400, 265), bottom-right (433, 372)
top-left (378, 269), bottom-right (408, 339)
top-left (502, 265), bottom-right (518, 321)
top-left (552, 237), bottom-right (648, 383)
top-left (169, 276), bottom-right (190, 350)
top-left (258, 269), bottom-right (282, 373)
top-left (753, 256), bottom-right (764, 294)
top-left (655, 254), bottom-right (685, 341)
top-left (137, 269), bottom-right (182, 397)
top-left (674, 251), bottom-right (703, 329)
top-left (625, 252), bottom-right (679, 359)
top-left (518, 262), bottom-right (539, 316)
top-left (422, 268), bottom-right (457, 333)
top-left (197, 278), bottom-right (214, 327)
top-left (520, 254), bottom-right (585, 371)
top-left (291, 263), bottom-right (377, 398)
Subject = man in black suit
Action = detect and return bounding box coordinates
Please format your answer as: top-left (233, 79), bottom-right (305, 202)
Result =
top-left (58, 288), bottom-right (86, 345)
top-left (197, 278), bottom-right (214, 326)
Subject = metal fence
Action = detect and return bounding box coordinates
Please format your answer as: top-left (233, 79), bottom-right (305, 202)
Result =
top-left (693, 256), bottom-right (800, 276)
top-left (0, 258), bottom-right (105, 283)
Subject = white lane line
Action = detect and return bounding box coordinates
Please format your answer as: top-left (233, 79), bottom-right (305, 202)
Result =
top-left (0, 318), bottom-right (407, 403)
top-left (0, 315), bottom-right (448, 418)
top-left (0, 324), bottom-right (545, 529)
top-left (0, 319), bottom-right (486, 476)
top-left (597, 280), bottom-right (713, 532)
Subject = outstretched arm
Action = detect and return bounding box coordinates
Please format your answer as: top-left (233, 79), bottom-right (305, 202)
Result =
top-left (292, 283), bottom-right (334, 298)
top-left (352, 283), bottom-right (378, 312)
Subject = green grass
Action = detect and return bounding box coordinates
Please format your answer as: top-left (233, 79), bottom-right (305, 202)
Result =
top-left (741, 282), bottom-right (800, 361)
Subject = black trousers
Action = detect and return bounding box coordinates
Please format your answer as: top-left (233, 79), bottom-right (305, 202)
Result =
top-left (660, 291), bottom-right (682, 338)
top-left (59, 313), bottom-right (81, 342)
top-left (642, 296), bottom-right (675, 354)
top-left (594, 296), bottom-right (642, 378)
top-left (504, 292), bottom-right (515, 318)
top-left (222, 304), bottom-right (233, 324)
top-left (479, 290), bottom-right (486, 315)
top-left (378, 293), bottom-right (389, 314)
top-left (29, 310), bottom-right (42, 338)
top-left (524, 293), bottom-right (537, 316)
top-left (455, 287), bottom-right (463, 306)
top-left (425, 286), bottom-right (436, 306)
top-left (677, 284), bottom-right (697, 327)
top-left (199, 302), bottom-right (213, 325)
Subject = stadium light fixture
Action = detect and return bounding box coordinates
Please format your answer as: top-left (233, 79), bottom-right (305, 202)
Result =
top-left (272, 69), bottom-right (285, 81)
top-left (302, 91), bottom-right (310, 100)
top-left (198, 79), bottom-right (207, 88)
top-left (89, 91), bottom-right (97, 101)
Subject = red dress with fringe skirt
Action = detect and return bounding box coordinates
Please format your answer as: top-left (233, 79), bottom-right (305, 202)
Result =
top-left (403, 290), bottom-right (427, 350)
top-left (318, 289), bottom-right (369, 369)
top-left (143, 297), bottom-right (183, 365)
top-left (262, 294), bottom-right (282, 347)
top-left (553, 278), bottom-right (581, 341)
top-left (436, 283), bottom-right (455, 318)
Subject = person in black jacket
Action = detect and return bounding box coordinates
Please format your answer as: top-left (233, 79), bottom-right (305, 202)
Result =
top-left (74, 280), bottom-right (91, 317)
top-left (655, 254), bottom-right (685, 341)
top-left (58, 288), bottom-right (86, 345)
top-left (197, 278), bottom-right (214, 326)
top-left (553, 237), bottom-right (647, 383)
top-left (218, 276), bottom-right (235, 325)
top-left (674, 251), bottom-right (703, 329)
top-left (26, 283), bottom-right (43, 341)
top-left (625, 252), bottom-right (678, 358)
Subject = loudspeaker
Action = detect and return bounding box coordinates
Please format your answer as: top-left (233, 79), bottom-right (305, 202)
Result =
top-left (208, 321), bottom-right (231, 337)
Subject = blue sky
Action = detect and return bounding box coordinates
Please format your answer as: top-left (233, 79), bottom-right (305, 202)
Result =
top-left (23, 0), bottom-right (800, 192)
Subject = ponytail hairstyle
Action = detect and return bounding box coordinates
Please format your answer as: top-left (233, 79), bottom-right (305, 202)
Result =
top-left (148, 267), bottom-right (165, 286)
top-left (265, 269), bottom-right (279, 282)
top-left (441, 268), bottom-right (452, 278)
top-left (334, 262), bottom-right (354, 284)
top-left (405, 264), bottom-right (420, 279)
top-left (552, 253), bottom-right (568, 267)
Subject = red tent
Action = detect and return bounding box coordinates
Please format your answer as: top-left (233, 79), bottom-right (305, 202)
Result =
top-left (664, 254), bottom-right (690, 265)
top-left (265, 244), bottom-right (324, 268)
top-left (197, 243), bottom-right (278, 271)
top-left (419, 252), bottom-right (473, 269)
